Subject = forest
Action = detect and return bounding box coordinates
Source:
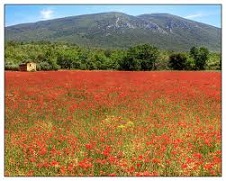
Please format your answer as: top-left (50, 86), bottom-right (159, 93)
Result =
top-left (5, 41), bottom-right (221, 71)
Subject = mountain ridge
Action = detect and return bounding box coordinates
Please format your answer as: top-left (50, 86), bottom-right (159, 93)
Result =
top-left (5, 12), bottom-right (221, 52)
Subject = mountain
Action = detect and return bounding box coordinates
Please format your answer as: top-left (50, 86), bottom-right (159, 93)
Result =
top-left (5, 12), bottom-right (221, 52)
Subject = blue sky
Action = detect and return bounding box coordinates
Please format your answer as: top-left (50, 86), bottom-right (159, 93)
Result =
top-left (5, 4), bottom-right (221, 27)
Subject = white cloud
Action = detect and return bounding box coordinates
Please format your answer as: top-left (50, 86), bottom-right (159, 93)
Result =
top-left (184, 13), bottom-right (205, 19)
top-left (40, 9), bottom-right (54, 20)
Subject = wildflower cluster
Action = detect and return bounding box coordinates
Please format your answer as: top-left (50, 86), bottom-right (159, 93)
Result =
top-left (5, 71), bottom-right (221, 176)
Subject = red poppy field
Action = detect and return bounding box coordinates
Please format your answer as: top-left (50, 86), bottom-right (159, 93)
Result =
top-left (5, 71), bottom-right (221, 176)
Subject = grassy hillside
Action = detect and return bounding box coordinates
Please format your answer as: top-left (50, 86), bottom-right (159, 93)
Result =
top-left (5, 12), bottom-right (221, 52)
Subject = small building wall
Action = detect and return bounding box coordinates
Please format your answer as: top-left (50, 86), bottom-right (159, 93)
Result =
top-left (27, 63), bottom-right (36, 71)
top-left (19, 64), bottom-right (27, 71)
top-left (19, 62), bottom-right (36, 71)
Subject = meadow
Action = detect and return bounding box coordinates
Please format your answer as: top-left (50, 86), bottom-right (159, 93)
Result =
top-left (5, 71), bottom-right (221, 176)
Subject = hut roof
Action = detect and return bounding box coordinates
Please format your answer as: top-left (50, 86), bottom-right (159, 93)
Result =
top-left (19, 62), bottom-right (36, 66)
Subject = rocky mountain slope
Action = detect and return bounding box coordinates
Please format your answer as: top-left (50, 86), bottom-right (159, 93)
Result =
top-left (5, 12), bottom-right (221, 51)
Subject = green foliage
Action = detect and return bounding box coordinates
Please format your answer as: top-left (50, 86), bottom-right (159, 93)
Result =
top-left (38, 62), bottom-right (52, 71)
top-left (57, 51), bottom-right (76, 69)
top-left (5, 62), bottom-right (19, 71)
top-left (119, 56), bottom-right (141, 71)
top-left (207, 53), bottom-right (221, 70)
top-left (119, 44), bottom-right (159, 71)
top-left (109, 50), bottom-right (126, 70)
top-left (185, 57), bottom-right (196, 70)
top-left (190, 46), bottom-right (210, 70)
top-left (168, 53), bottom-right (188, 70)
top-left (4, 41), bottom-right (221, 71)
top-left (190, 47), bottom-right (199, 58)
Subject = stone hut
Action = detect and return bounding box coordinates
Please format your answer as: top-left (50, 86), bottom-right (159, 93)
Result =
top-left (19, 62), bottom-right (37, 72)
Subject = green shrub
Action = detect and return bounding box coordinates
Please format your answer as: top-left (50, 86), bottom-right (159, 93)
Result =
top-left (5, 62), bottom-right (19, 71)
top-left (168, 53), bottom-right (188, 70)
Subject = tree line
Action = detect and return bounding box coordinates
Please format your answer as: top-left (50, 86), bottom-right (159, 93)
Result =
top-left (5, 41), bottom-right (221, 71)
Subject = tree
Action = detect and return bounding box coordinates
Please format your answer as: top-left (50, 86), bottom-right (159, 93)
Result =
top-left (110, 50), bottom-right (126, 70)
top-left (190, 46), bottom-right (199, 59)
top-left (168, 53), bottom-right (188, 70)
top-left (56, 49), bottom-right (80, 69)
top-left (92, 51), bottom-right (109, 70)
top-left (119, 44), bottom-right (159, 71)
top-left (189, 46), bottom-right (209, 70)
top-left (119, 56), bottom-right (141, 71)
